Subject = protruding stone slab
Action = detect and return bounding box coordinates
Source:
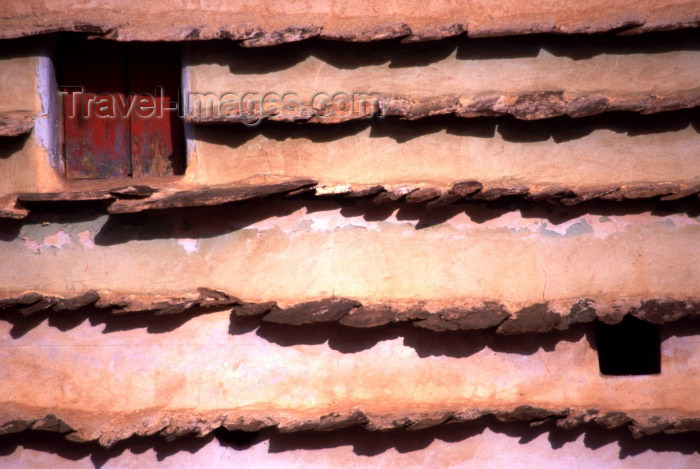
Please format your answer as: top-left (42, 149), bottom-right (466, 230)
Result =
top-left (1, 290), bottom-right (699, 334)
top-left (187, 34), bottom-right (700, 123)
top-left (263, 297), bottom-right (361, 325)
top-left (1, 1), bottom-right (699, 42)
top-left (0, 111), bottom-right (34, 137)
top-left (107, 180), bottom-right (318, 214)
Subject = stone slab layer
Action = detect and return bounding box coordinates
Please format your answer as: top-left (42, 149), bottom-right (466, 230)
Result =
top-left (1, 1), bottom-right (699, 42)
top-left (2, 418), bottom-right (700, 468)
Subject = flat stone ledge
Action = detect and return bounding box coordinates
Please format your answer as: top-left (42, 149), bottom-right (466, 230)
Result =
top-left (1, 405), bottom-right (698, 447)
top-left (4, 178), bottom-right (699, 220)
top-left (1, 290), bottom-right (698, 334)
top-left (0, 1), bottom-right (698, 43)
top-left (0, 111), bottom-right (34, 137)
top-left (187, 89), bottom-right (700, 124)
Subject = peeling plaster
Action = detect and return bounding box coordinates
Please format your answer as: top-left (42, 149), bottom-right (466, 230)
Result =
top-left (35, 53), bottom-right (61, 174)
top-left (180, 55), bottom-right (196, 180)
top-left (42, 230), bottom-right (71, 249)
top-left (176, 238), bottom-right (198, 254)
top-left (241, 205), bottom-right (699, 241)
top-left (76, 231), bottom-right (94, 249)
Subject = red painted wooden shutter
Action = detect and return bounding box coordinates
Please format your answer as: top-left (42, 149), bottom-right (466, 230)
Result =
top-left (60, 39), bottom-right (131, 179)
top-left (60, 38), bottom-right (184, 179)
top-left (128, 43), bottom-right (185, 177)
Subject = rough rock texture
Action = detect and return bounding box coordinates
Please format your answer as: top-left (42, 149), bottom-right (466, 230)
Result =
top-left (3, 180), bottom-right (316, 217)
top-left (0, 110), bottom-right (34, 137)
top-left (1, 289), bottom-right (699, 335)
top-left (17, 191), bottom-right (117, 204)
top-left (1, 1), bottom-right (699, 42)
top-left (188, 89), bottom-right (700, 123)
top-left (7, 177), bottom-right (700, 219)
top-left (187, 33), bottom-right (700, 122)
top-left (106, 179), bottom-right (318, 214)
top-left (0, 201), bottom-right (28, 220)
top-left (7, 424), bottom-right (700, 468)
top-left (1, 312), bottom-right (700, 446)
top-left (0, 288), bottom-right (238, 317)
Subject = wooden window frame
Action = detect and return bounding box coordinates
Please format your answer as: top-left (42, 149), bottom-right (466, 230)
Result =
top-left (53, 36), bottom-right (187, 180)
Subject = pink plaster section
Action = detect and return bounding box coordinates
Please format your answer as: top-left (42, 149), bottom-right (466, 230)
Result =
top-left (19, 236), bottom-right (40, 253)
top-left (20, 229), bottom-right (94, 252)
top-left (42, 230), bottom-right (71, 249)
top-left (1, 312), bottom-right (700, 442)
top-left (1, 425), bottom-right (699, 468)
top-left (76, 231), bottom-right (95, 250)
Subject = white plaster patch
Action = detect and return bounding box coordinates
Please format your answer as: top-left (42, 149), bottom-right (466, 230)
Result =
top-left (221, 201), bottom-right (700, 240)
top-left (177, 238), bottom-right (198, 254)
top-left (245, 206), bottom-right (308, 231)
top-left (306, 209), bottom-right (381, 233)
top-left (538, 219), bottom-right (580, 236)
top-left (36, 55), bottom-right (61, 173)
top-left (181, 59), bottom-right (196, 167)
top-left (667, 214), bottom-right (700, 229)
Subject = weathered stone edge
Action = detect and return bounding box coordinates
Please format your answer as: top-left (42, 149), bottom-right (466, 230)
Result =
top-left (3, 179), bottom-right (318, 218)
top-left (187, 89), bottom-right (700, 123)
top-left (0, 14), bottom-right (698, 43)
top-left (3, 177), bottom-right (698, 220)
top-left (0, 110), bottom-right (34, 137)
top-left (1, 405), bottom-right (698, 447)
top-left (1, 290), bottom-right (699, 335)
top-left (0, 288), bottom-right (240, 317)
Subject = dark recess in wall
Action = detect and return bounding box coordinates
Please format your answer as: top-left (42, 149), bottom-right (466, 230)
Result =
top-left (595, 316), bottom-right (661, 375)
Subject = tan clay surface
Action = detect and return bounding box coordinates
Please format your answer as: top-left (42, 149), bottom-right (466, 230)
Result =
top-left (191, 116), bottom-right (700, 188)
top-left (1, 203), bottom-right (698, 307)
top-left (1, 311), bottom-right (699, 444)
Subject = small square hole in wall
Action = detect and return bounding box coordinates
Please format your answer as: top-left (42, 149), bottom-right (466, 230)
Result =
top-left (594, 316), bottom-right (661, 376)
top-left (57, 35), bottom-right (185, 179)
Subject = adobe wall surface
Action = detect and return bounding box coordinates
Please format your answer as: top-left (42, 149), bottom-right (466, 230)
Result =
top-left (0, 53), bottom-right (44, 196)
top-left (1, 37), bottom-right (698, 200)
top-left (190, 116), bottom-right (700, 188)
top-left (2, 311), bottom-right (700, 445)
top-left (1, 202), bottom-right (699, 306)
top-left (0, 8), bottom-right (699, 467)
top-left (191, 41), bottom-right (700, 98)
top-left (187, 35), bottom-right (700, 189)
top-left (0, 50), bottom-right (36, 114)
